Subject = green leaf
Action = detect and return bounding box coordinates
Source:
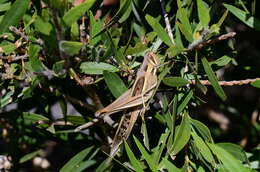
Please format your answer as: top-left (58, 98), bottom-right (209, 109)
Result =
top-left (0, 41), bottom-right (16, 54)
top-left (224, 4), bottom-right (260, 32)
top-left (134, 136), bottom-right (157, 172)
top-left (103, 71), bottom-right (127, 98)
top-left (176, 8), bottom-right (193, 37)
top-left (191, 132), bottom-right (215, 165)
top-left (0, 90), bottom-right (14, 108)
top-left (73, 160), bottom-right (96, 172)
top-left (208, 143), bottom-right (250, 172)
top-left (34, 16), bottom-right (53, 35)
top-left (190, 119), bottom-right (213, 142)
top-left (59, 41), bottom-right (83, 56)
top-left (60, 146), bottom-right (95, 172)
top-left (163, 77), bottom-right (189, 87)
top-left (176, 21), bottom-right (193, 42)
top-left (251, 80), bottom-right (260, 88)
top-left (19, 150), bottom-right (43, 163)
top-left (89, 12), bottom-right (102, 46)
top-left (152, 129), bottom-right (170, 164)
top-left (145, 14), bottom-right (174, 47)
top-left (65, 115), bottom-right (86, 125)
top-left (197, 0), bottom-right (210, 26)
top-left (217, 143), bottom-right (248, 163)
top-left (201, 57), bottom-right (227, 101)
top-left (0, 0), bottom-right (30, 34)
top-left (160, 158), bottom-right (181, 172)
top-left (22, 112), bottom-right (49, 123)
top-left (124, 141), bottom-right (144, 172)
top-left (0, 2), bottom-right (11, 12)
top-left (28, 43), bottom-right (43, 72)
top-left (141, 119), bottom-right (150, 150)
top-left (177, 90), bottom-right (193, 115)
top-left (170, 113), bottom-right (191, 155)
top-left (62, 0), bottom-right (95, 26)
top-left (80, 62), bottom-right (118, 75)
top-left (93, 0), bottom-right (131, 37)
top-left (210, 55), bottom-right (232, 67)
top-left (118, 0), bottom-right (132, 23)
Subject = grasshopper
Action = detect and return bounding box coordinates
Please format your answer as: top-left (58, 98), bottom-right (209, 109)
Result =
top-left (75, 52), bottom-right (160, 155)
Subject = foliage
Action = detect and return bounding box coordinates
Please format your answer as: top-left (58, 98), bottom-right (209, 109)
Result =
top-left (0, 0), bottom-right (259, 171)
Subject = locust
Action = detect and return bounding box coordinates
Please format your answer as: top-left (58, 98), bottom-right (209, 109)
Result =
top-left (75, 52), bottom-right (160, 156)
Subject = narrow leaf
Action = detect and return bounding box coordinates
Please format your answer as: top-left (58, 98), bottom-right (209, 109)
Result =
top-left (177, 90), bottom-right (193, 115)
top-left (210, 55), bottom-right (232, 67)
top-left (22, 112), bottom-right (49, 123)
top-left (0, 0), bottom-right (30, 33)
top-left (80, 62), bottom-right (118, 75)
top-left (160, 158), bottom-right (181, 172)
top-left (145, 14), bottom-right (174, 47)
top-left (19, 150), bottom-right (43, 163)
top-left (60, 146), bottom-right (94, 172)
top-left (176, 21), bottom-right (193, 42)
top-left (251, 80), bottom-right (260, 88)
top-left (197, 0), bottom-right (210, 26)
top-left (163, 77), bottom-right (189, 87)
top-left (191, 132), bottom-right (215, 165)
top-left (134, 136), bottom-right (157, 172)
top-left (59, 41), bottom-right (83, 56)
top-left (63, 0), bottom-right (95, 26)
top-left (224, 4), bottom-right (260, 32)
top-left (191, 119), bottom-right (213, 142)
top-left (208, 143), bottom-right (250, 172)
top-left (170, 113), bottom-right (191, 155)
top-left (201, 57), bottom-right (227, 101)
top-left (124, 141), bottom-right (144, 172)
top-left (103, 71), bottom-right (127, 98)
top-left (177, 8), bottom-right (193, 36)
top-left (217, 143), bottom-right (248, 163)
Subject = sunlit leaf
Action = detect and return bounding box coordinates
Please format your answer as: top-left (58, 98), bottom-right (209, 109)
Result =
top-left (59, 41), bottom-right (83, 56)
top-left (217, 143), bottom-right (248, 163)
top-left (208, 143), bottom-right (250, 172)
top-left (197, 0), bottom-right (210, 26)
top-left (80, 62), bottom-right (118, 75)
top-left (22, 112), bottom-right (49, 123)
top-left (63, 0), bottom-right (95, 26)
top-left (134, 136), bottom-right (157, 172)
top-left (124, 141), bottom-right (144, 172)
top-left (0, 0), bottom-right (30, 33)
top-left (251, 80), bottom-right (260, 88)
top-left (191, 132), bottom-right (215, 165)
top-left (224, 4), bottom-right (260, 32)
top-left (145, 14), bottom-right (174, 47)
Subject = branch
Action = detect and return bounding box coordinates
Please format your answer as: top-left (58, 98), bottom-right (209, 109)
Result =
top-left (187, 32), bottom-right (236, 51)
top-left (189, 78), bottom-right (260, 86)
top-left (9, 26), bottom-right (44, 46)
top-left (159, 0), bottom-right (174, 45)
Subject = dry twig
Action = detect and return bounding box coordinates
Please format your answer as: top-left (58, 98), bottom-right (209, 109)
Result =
top-left (189, 78), bottom-right (260, 86)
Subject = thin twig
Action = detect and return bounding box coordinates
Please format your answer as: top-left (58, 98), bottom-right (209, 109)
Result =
top-left (9, 26), bottom-right (44, 46)
top-left (159, 0), bottom-right (174, 45)
top-left (188, 32), bottom-right (236, 51)
top-left (0, 54), bottom-right (28, 62)
top-left (189, 78), bottom-right (260, 86)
